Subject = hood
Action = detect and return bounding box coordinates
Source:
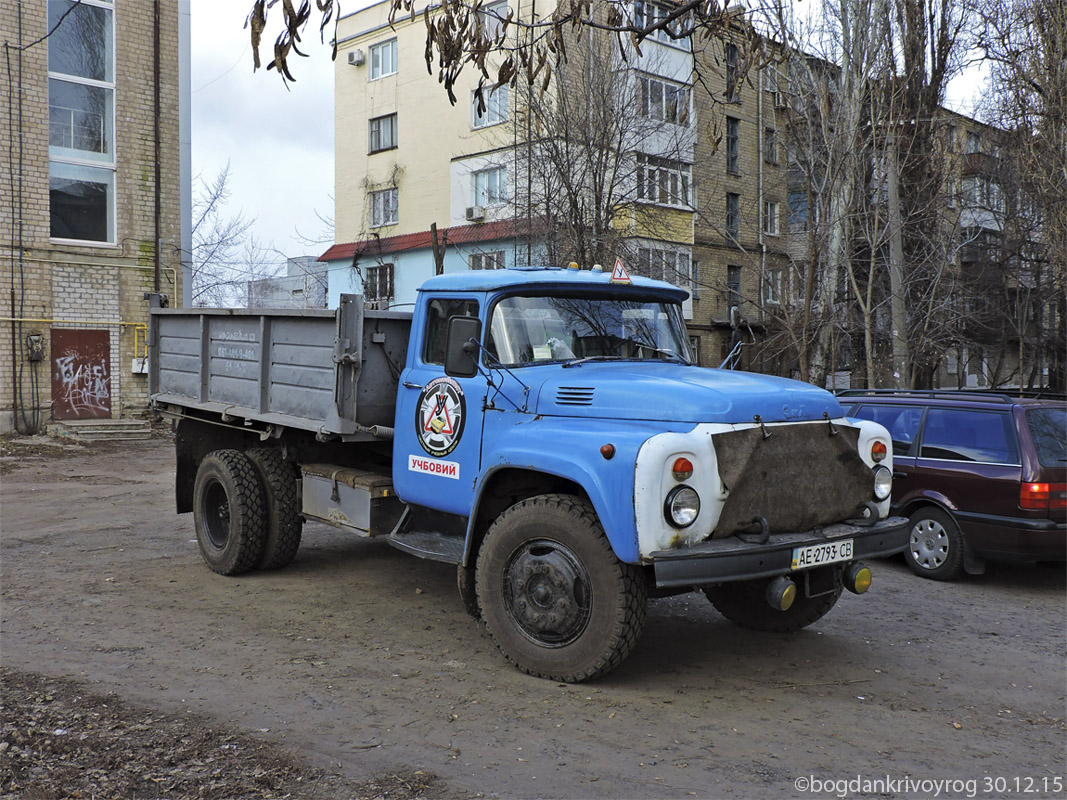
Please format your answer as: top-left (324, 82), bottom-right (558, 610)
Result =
top-left (533, 363), bottom-right (843, 424)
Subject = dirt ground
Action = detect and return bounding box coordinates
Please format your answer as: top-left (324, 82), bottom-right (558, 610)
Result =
top-left (1, 434), bottom-right (1065, 799)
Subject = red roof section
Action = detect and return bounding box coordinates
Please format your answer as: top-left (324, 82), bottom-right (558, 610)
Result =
top-left (318, 218), bottom-right (545, 262)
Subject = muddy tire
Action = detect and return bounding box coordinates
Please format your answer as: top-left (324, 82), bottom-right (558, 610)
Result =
top-left (705, 577), bottom-right (842, 632)
top-left (245, 447), bottom-right (303, 570)
top-left (905, 506), bottom-right (965, 581)
top-left (475, 494), bottom-right (647, 682)
top-left (193, 450), bottom-right (266, 575)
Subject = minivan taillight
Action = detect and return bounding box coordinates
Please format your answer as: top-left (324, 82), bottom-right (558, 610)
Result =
top-left (1020, 483), bottom-right (1067, 510)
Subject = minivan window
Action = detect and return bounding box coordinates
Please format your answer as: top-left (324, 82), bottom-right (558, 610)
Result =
top-left (852, 404), bottom-right (923, 456)
top-left (1026, 408), bottom-right (1067, 468)
top-left (920, 408), bottom-right (1019, 464)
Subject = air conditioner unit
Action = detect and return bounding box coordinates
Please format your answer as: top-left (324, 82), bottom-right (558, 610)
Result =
top-left (465, 205), bottom-right (486, 222)
top-left (348, 49), bottom-right (365, 66)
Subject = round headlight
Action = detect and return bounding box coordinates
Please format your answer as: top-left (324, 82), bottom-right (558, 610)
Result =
top-left (873, 465), bottom-right (892, 501)
top-left (665, 485), bottom-right (700, 528)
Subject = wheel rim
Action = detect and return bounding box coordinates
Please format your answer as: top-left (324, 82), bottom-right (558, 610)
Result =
top-left (202, 479), bottom-right (231, 550)
top-left (502, 539), bottom-right (591, 648)
top-left (909, 517), bottom-right (949, 569)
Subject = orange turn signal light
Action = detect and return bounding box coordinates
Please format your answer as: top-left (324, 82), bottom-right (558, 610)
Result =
top-left (672, 457), bottom-right (694, 481)
top-left (871, 441), bottom-right (887, 462)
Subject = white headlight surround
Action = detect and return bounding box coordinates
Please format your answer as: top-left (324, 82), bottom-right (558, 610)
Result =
top-left (665, 485), bottom-right (701, 528)
top-left (873, 465), bottom-right (893, 501)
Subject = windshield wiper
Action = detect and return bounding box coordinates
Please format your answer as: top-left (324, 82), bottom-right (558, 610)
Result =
top-left (561, 355), bottom-right (626, 368)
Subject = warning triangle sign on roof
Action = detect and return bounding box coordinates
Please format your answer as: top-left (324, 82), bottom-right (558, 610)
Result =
top-left (609, 257), bottom-right (632, 284)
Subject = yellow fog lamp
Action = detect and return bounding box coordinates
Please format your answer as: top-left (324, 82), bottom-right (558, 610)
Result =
top-left (844, 562), bottom-right (872, 595)
top-left (765, 576), bottom-right (797, 611)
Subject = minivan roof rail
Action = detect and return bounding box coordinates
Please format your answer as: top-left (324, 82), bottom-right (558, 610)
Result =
top-left (836, 388), bottom-right (1067, 403)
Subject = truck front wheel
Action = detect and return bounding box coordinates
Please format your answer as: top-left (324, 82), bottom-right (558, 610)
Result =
top-left (704, 574), bottom-right (842, 632)
top-left (475, 494), bottom-right (647, 682)
top-left (193, 450), bottom-right (266, 575)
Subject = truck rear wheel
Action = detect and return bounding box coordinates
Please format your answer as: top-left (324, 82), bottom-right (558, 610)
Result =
top-left (704, 575), bottom-right (842, 632)
top-left (246, 447), bottom-right (303, 570)
top-left (475, 494), bottom-right (647, 682)
top-left (193, 449), bottom-right (266, 575)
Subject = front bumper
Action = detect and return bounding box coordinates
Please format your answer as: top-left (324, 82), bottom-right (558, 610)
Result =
top-left (650, 517), bottom-right (909, 588)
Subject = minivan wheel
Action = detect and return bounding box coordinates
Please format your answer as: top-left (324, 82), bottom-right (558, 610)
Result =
top-left (905, 507), bottom-right (964, 581)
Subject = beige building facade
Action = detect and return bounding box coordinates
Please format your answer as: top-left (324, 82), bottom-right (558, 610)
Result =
top-left (1, 0), bottom-right (187, 434)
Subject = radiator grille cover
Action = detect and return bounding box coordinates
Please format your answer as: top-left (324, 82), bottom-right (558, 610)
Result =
top-left (711, 424), bottom-right (870, 537)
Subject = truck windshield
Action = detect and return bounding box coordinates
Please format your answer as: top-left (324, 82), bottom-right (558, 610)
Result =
top-left (487, 294), bottom-right (691, 367)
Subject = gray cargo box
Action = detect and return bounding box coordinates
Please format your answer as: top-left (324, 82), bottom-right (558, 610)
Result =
top-left (149, 294), bottom-right (411, 437)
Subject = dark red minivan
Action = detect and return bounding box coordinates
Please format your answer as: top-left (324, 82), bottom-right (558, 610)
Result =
top-left (840, 390), bottom-right (1066, 580)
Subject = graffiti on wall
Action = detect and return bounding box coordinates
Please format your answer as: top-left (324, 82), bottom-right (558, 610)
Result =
top-left (51, 329), bottom-right (112, 420)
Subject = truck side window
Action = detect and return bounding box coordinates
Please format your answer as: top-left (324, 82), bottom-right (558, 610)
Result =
top-left (422, 298), bottom-right (480, 365)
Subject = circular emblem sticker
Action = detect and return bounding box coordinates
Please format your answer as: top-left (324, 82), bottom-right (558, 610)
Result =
top-left (416, 377), bottom-right (466, 457)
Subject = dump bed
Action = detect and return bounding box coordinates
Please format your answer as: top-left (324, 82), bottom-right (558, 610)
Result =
top-left (149, 294), bottom-right (411, 437)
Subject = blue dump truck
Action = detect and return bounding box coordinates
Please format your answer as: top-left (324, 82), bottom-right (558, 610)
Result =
top-left (149, 266), bottom-right (908, 681)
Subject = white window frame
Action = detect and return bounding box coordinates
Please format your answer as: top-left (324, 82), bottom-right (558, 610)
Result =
top-left (763, 200), bottom-right (779, 236)
top-left (369, 38), bottom-right (398, 80)
top-left (478, 0), bottom-right (508, 37)
top-left (48, 0), bottom-right (116, 245)
top-left (368, 113), bottom-right (397, 153)
top-left (762, 268), bottom-right (782, 306)
top-left (370, 187), bottom-right (398, 227)
top-left (472, 166), bottom-right (507, 206)
top-left (472, 85), bottom-right (509, 129)
top-left (635, 246), bottom-right (691, 289)
top-left (638, 75), bottom-right (690, 126)
top-left (364, 263), bottom-right (395, 303)
top-left (636, 154), bottom-right (691, 209)
top-left (634, 0), bottom-right (690, 47)
top-left (469, 250), bottom-right (506, 270)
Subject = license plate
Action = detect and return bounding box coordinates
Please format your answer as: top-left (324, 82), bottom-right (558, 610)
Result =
top-left (791, 539), bottom-right (854, 570)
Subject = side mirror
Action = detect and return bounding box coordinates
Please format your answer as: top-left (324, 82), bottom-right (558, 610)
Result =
top-left (444, 316), bottom-right (481, 378)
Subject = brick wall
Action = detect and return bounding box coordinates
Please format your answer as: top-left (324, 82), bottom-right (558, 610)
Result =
top-left (0, 0), bottom-right (183, 433)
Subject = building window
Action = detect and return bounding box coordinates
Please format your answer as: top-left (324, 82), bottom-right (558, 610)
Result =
top-left (470, 250), bottom-right (506, 270)
top-left (726, 192), bottom-right (739, 240)
top-left (788, 190), bottom-right (809, 232)
top-left (636, 154), bottom-right (691, 208)
top-left (725, 116), bottom-right (740, 174)
top-left (763, 127), bottom-right (777, 164)
top-left (48, 0), bottom-right (115, 243)
top-left (478, 0), bottom-right (508, 37)
top-left (634, 0), bottom-right (687, 44)
top-left (472, 85), bottom-right (509, 128)
top-left (763, 268), bottom-right (782, 305)
top-left (966, 130), bottom-right (981, 154)
top-left (472, 166), bottom-right (507, 206)
top-left (635, 246), bottom-right (691, 287)
top-left (368, 113), bottom-right (397, 153)
top-left (763, 200), bottom-right (779, 236)
top-left (364, 263), bottom-right (395, 303)
top-left (727, 265), bottom-right (742, 308)
top-left (639, 75), bottom-right (690, 125)
top-left (370, 38), bottom-right (398, 80)
top-left (725, 42), bottom-right (740, 102)
top-left (370, 187), bottom-right (398, 227)
top-left (762, 63), bottom-right (778, 97)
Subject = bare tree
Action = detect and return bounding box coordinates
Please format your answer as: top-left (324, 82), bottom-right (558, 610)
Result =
top-left (977, 0), bottom-right (1067, 389)
top-left (190, 163), bottom-right (270, 307)
top-left (499, 30), bottom-right (695, 279)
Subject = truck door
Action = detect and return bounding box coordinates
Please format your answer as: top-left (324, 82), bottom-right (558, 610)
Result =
top-left (394, 296), bottom-right (485, 516)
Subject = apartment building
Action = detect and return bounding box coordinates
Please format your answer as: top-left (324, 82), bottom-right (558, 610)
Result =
top-left (320, 0), bottom-right (699, 323)
top-left (1, 0), bottom-right (189, 433)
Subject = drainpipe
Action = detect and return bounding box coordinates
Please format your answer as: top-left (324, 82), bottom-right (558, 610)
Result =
top-left (757, 70), bottom-right (766, 327)
top-left (153, 0), bottom-right (162, 292)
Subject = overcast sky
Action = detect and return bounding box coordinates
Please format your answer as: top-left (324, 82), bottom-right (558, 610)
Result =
top-left (190, 0), bottom-right (337, 271)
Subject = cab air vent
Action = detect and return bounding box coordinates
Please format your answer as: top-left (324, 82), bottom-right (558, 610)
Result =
top-left (556, 387), bottom-right (595, 406)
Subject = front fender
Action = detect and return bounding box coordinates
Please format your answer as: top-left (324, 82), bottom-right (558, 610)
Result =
top-left (473, 412), bottom-right (690, 563)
